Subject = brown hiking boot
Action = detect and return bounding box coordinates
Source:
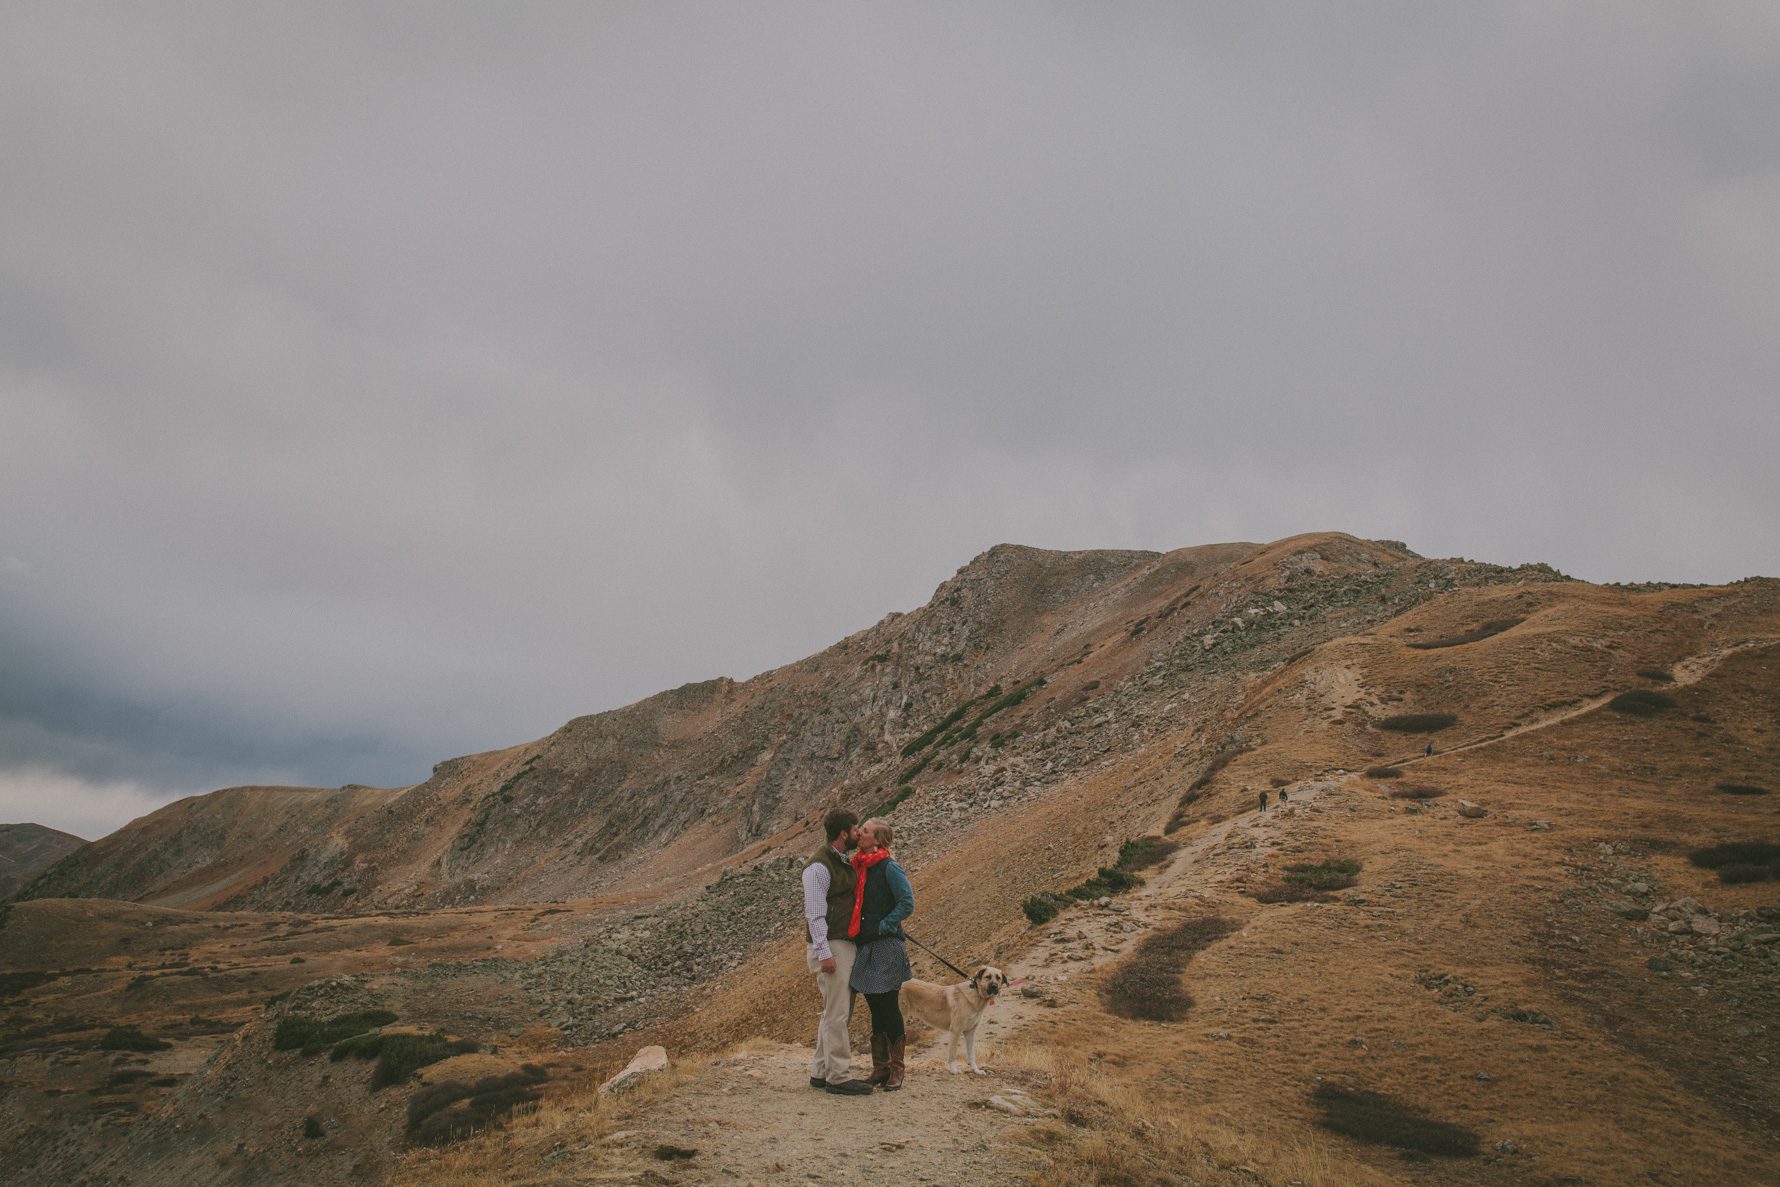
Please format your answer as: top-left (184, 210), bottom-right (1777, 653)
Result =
top-left (867, 1033), bottom-right (890, 1086)
top-left (884, 1035), bottom-right (905, 1091)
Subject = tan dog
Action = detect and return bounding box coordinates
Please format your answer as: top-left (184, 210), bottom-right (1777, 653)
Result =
top-left (898, 965), bottom-right (1008, 1074)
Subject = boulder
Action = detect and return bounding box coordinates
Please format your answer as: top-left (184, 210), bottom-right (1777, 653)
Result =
top-left (600, 1045), bottom-right (669, 1095)
top-left (1456, 801), bottom-right (1487, 819)
top-left (981, 1091), bottom-right (1056, 1118)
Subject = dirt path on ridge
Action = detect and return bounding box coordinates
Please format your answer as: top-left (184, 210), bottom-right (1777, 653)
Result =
top-left (600, 782), bottom-right (1341, 1185)
top-left (1386, 637), bottom-right (1779, 772)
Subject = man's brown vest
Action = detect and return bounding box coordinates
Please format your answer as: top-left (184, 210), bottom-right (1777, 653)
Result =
top-left (806, 844), bottom-right (858, 941)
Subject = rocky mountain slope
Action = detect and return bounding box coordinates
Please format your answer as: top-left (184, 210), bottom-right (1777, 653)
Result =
top-left (0, 823), bottom-right (85, 899)
top-left (4, 531), bottom-right (1777, 1187)
top-left (22, 533), bottom-right (1567, 913)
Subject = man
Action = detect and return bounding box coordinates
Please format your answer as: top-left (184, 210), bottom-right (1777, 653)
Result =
top-left (803, 808), bottom-right (873, 1095)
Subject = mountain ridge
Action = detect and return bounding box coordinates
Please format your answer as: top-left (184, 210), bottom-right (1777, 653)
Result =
top-left (19, 531), bottom-right (1548, 913)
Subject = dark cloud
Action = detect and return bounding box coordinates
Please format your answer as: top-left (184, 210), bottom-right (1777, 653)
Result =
top-left (2, 3), bottom-right (1776, 836)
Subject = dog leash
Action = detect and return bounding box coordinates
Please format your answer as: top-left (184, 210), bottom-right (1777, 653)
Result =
top-left (899, 929), bottom-right (973, 981)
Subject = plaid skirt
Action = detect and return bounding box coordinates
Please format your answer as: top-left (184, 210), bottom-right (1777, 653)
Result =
top-left (848, 936), bottom-right (912, 994)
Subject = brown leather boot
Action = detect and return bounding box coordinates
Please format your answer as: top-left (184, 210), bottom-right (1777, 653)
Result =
top-left (867, 1033), bottom-right (890, 1086)
top-left (884, 1035), bottom-right (905, 1091)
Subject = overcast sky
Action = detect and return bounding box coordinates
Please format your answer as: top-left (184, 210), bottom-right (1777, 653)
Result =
top-left (3, 3), bottom-right (1777, 839)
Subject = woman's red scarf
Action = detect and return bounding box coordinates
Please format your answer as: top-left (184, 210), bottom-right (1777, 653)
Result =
top-left (847, 848), bottom-right (891, 939)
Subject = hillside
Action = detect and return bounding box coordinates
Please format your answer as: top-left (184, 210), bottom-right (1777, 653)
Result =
top-left (0, 823), bottom-right (86, 900)
top-left (24, 533), bottom-right (1550, 912)
top-left (3, 531), bottom-right (1777, 1186)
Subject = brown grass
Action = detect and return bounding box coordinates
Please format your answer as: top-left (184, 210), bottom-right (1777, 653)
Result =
top-left (1311, 1082), bottom-right (1480, 1157)
top-left (1406, 617), bottom-right (1524, 649)
top-left (1716, 782), bottom-right (1769, 796)
top-left (1375, 713), bottom-right (1458, 733)
top-left (1000, 1043), bottom-right (1390, 1187)
top-left (387, 1046), bottom-right (741, 1186)
top-left (1100, 916), bottom-right (1235, 1021)
top-left (1251, 883), bottom-right (1334, 904)
top-left (1389, 786), bottom-right (1447, 800)
top-left (407, 1067), bottom-right (549, 1147)
top-left (1606, 689), bottom-right (1676, 716)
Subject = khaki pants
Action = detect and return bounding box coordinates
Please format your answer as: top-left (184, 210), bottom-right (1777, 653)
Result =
top-left (807, 938), bottom-right (858, 1084)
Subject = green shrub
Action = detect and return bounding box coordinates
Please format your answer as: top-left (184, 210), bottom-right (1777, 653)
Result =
top-left (1312, 1083), bottom-right (1479, 1156)
top-left (900, 689), bottom-right (998, 757)
top-left (1024, 834), bottom-right (1167, 924)
top-left (1636, 668), bottom-right (1674, 682)
top-left (1376, 713), bottom-right (1457, 733)
top-left (1717, 783), bottom-right (1769, 796)
top-left (302, 1115), bottom-right (325, 1139)
top-left (1115, 837), bottom-right (1179, 872)
top-left (1688, 841), bottom-right (1780, 869)
top-left (895, 753), bottom-right (933, 785)
top-left (1406, 618), bottom-right (1524, 650)
top-left (1100, 916), bottom-right (1234, 1021)
top-left (100, 1026), bottom-right (170, 1052)
top-left (1065, 866), bottom-right (1141, 900)
top-left (273, 1009), bottom-right (399, 1054)
top-left (1606, 690), bottom-right (1676, 716)
top-left (871, 786), bottom-right (914, 817)
top-left (1717, 863), bottom-right (1772, 884)
top-left (331, 1030), bottom-right (479, 1090)
top-left (1284, 859), bottom-right (1362, 891)
top-left (1364, 766), bottom-right (1403, 779)
top-left (1022, 895), bottom-right (1064, 925)
top-left (1504, 1008), bottom-right (1555, 1028)
top-left (1251, 883), bottom-right (1334, 904)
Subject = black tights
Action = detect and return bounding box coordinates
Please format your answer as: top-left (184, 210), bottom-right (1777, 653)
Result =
top-left (864, 989), bottom-right (904, 1040)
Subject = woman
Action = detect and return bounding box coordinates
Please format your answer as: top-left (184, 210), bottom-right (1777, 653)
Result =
top-left (846, 817), bottom-right (914, 1090)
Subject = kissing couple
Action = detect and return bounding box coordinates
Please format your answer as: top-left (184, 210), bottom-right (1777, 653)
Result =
top-left (800, 808), bottom-right (915, 1094)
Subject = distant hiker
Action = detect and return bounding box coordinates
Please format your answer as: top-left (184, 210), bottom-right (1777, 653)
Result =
top-left (1259, 790), bottom-right (1269, 812)
top-left (848, 818), bottom-right (915, 1091)
top-left (1425, 742), bottom-right (1434, 757)
top-left (1279, 789), bottom-right (1289, 806)
top-left (803, 809), bottom-right (872, 1095)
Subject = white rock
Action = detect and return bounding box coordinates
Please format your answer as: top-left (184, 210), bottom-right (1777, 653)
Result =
top-left (599, 1045), bottom-right (669, 1094)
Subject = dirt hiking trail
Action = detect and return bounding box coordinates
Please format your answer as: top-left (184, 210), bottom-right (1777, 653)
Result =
top-left (593, 781), bottom-right (1340, 1185)
top-left (1385, 637), bottom-right (1779, 771)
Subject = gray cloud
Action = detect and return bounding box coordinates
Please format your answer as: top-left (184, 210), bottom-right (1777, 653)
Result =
top-left (3, 3), bottom-right (1776, 836)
